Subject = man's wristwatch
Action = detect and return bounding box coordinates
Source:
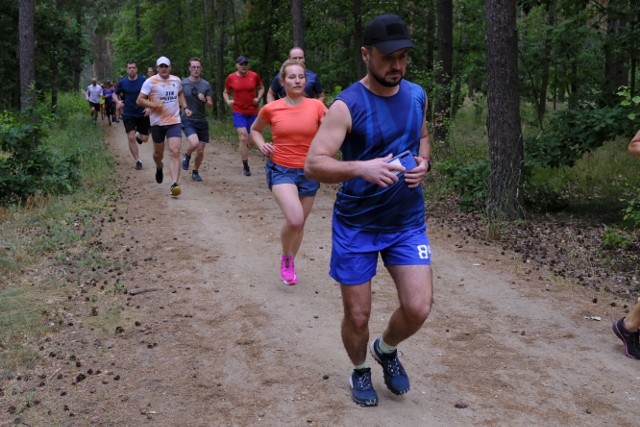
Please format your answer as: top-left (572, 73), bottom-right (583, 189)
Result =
top-left (420, 156), bottom-right (432, 172)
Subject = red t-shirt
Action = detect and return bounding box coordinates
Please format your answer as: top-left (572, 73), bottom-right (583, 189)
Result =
top-left (258, 98), bottom-right (327, 168)
top-left (225, 71), bottom-right (262, 115)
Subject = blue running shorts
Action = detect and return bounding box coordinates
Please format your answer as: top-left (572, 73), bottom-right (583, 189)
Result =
top-left (329, 219), bottom-right (431, 285)
top-left (182, 118), bottom-right (210, 142)
top-left (232, 113), bottom-right (257, 133)
top-left (265, 159), bottom-right (320, 196)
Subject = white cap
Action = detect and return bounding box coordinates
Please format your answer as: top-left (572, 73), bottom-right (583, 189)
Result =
top-left (156, 56), bottom-right (171, 66)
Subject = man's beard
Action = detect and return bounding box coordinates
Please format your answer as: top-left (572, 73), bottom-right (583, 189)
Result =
top-left (369, 68), bottom-right (403, 88)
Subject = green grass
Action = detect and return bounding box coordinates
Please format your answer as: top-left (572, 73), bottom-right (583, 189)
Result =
top-left (0, 92), bottom-right (121, 377)
top-left (526, 137), bottom-right (640, 220)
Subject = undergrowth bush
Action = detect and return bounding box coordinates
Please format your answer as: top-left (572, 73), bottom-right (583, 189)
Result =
top-left (1, 93), bottom-right (115, 376)
top-left (525, 105), bottom-right (628, 168)
top-left (437, 159), bottom-right (489, 212)
top-left (0, 106), bottom-right (80, 204)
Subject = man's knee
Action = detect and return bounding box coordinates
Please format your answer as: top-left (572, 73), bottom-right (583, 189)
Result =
top-left (405, 297), bottom-right (432, 325)
top-left (169, 142), bottom-right (181, 156)
top-left (344, 306), bottom-right (371, 331)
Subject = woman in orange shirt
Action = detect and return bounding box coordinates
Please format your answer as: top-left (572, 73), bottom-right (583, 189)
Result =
top-left (251, 59), bottom-right (327, 286)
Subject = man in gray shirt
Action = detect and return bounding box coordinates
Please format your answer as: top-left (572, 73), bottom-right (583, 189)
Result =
top-left (181, 57), bottom-right (213, 182)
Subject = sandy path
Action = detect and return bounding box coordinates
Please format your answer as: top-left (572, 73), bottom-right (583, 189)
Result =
top-left (3, 123), bottom-right (640, 426)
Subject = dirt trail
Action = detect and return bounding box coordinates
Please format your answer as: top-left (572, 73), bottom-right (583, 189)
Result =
top-left (3, 123), bottom-right (640, 426)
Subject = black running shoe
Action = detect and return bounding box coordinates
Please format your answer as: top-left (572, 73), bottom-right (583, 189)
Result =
top-left (155, 163), bottom-right (163, 183)
top-left (135, 131), bottom-right (143, 145)
top-left (182, 154), bottom-right (191, 171)
top-left (135, 160), bottom-right (142, 170)
top-left (612, 318), bottom-right (640, 359)
top-left (243, 167), bottom-right (251, 176)
top-left (191, 170), bottom-right (202, 182)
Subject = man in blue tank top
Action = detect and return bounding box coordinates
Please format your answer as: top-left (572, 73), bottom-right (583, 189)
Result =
top-left (305, 13), bottom-right (433, 407)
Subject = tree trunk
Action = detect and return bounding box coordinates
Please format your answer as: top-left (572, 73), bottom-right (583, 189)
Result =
top-left (204, 0), bottom-right (215, 75)
top-left (292, 0), bottom-right (304, 49)
top-left (93, 33), bottom-right (112, 81)
top-left (602, 0), bottom-right (629, 106)
top-left (352, 0), bottom-right (364, 81)
top-left (135, 1), bottom-right (141, 41)
top-left (568, 59), bottom-right (577, 109)
top-left (50, 50), bottom-right (59, 112)
top-left (203, 0), bottom-right (217, 115)
top-left (485, 0), bottom-right (524, 221)
top-left (629, 6), bottom-right (640, 96)
top-left (216, 0), bottom-right (227, 119)
top-left (536, 0), bottom-right (556, 126)
top-left (434, 0), bottom-right (453, 143)
top-left (426, 3), bottom-right (435, 73)
top-left (19, 0), bottom-right (35, 112)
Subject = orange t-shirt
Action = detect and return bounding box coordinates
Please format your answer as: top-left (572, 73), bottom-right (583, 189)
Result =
top-left (258, 98), bottom-right (327, 168)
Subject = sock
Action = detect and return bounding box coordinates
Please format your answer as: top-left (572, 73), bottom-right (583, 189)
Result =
top-left (378, 337), bottom-right (397, 354)
top-left (242, 160), bottom-right (249, 169)
top-left (354, 363), bottom-right (369, 372)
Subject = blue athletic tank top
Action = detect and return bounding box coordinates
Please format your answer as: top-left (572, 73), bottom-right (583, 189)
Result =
top-left (333, 79), bottom-right (426, 231)
top-left (116, 76), bottom-right (146, 118)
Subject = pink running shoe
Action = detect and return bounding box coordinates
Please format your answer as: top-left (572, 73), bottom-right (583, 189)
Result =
top-left (280, 256), bottom-right (298, 286)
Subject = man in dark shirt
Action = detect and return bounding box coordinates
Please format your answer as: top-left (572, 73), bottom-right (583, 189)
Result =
top-left (114, 61), bottom-right (150, 171)
top-left (266, 47), bottom-right (324, 104)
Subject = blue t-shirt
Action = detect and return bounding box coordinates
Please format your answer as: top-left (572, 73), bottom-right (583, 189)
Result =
top-left (333, 79), bottom-right (427, 231)
top-left (102, 88), bottom-right (115, 105)
top-left (116, 75), bottom-right (146, 118)
top-left (270, 69), bottom-right (323, 99)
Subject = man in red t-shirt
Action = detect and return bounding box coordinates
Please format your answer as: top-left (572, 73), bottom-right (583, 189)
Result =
top-left (223, 55), bottom-right (264, 176)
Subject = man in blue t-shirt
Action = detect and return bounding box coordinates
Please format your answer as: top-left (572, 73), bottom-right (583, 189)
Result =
top-left (266, 47), bottom-right (324, 104)
top-left (114, 61), bottom-right (150, 171)
top-left (305, 14), bottom-right (433, 408)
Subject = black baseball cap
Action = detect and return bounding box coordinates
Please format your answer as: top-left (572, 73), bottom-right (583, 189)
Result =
top-left (236, 55), bottom-right (249, 65)
top-left (363, 14), bottom-right (414, 55)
